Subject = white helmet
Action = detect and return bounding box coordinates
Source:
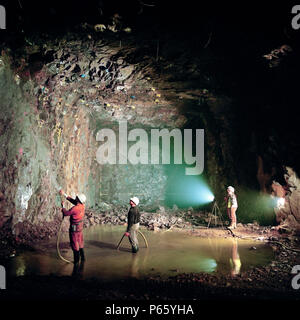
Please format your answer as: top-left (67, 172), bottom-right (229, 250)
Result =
top-left (130, 197), bottom-right (139, 206)
top-left (227, 186), bottom-right (235, 193)
top-left (77, 193), bottom-right (86, 204)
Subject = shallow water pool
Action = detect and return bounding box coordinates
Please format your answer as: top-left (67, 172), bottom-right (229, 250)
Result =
top-left (6, 225), bottom-right (274, 280)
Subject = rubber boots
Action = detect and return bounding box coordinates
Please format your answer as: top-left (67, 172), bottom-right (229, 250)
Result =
top-left (132, 246), bottom-right (139, 254)
top-left (79, 248), bottom-right (85, 261)
top-left (73, 250), bottom-right (80, 264)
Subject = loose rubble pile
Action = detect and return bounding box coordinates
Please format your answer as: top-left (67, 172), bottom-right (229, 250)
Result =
top-left (83, 205), bottom-right (192, 230)
top-left (83, 205), bottom-right (275, 240)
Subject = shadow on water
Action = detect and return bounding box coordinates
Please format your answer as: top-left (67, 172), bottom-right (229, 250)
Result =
top-left (88, 240), bottom-right (131, 253)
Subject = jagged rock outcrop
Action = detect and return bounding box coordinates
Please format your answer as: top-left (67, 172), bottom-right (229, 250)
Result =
top-left (273, 167), bottom-right (300, 233)
top-left (0, 35), bottom-right (187, 239)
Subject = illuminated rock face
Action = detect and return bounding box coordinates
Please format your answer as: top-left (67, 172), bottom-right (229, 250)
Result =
top-left (274, 167), bottom-right (300, 233)
top-left (0, 31), bottom-right (258, 240)
top-left (0, 37), bottom-right (188, 239)
top-left (3, 31), bottom-right (292, 240)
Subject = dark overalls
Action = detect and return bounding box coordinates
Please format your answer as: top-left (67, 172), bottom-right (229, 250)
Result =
top-left (127, 206), bottom-right (140, 253)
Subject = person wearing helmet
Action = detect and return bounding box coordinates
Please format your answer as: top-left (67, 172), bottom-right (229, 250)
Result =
top-left (60, 190), bottom-right (86, 264)
top-left (124, 197), bottom-right (140, 253)
top-left (225, 186), bottom-right (238, 229)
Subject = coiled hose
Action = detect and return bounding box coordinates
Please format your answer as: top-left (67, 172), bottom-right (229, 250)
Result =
top-left (56, 217), bottom-right (72, 264)
top-left (116, 230), bottom-right (149, 250)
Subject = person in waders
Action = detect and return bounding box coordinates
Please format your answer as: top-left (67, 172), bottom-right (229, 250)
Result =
top-left (225, 186), bottom-right (238, 229)
top-left (60, 190), bottom-right (86, 264)
top-left (124, 197), bottom-right (140, 253)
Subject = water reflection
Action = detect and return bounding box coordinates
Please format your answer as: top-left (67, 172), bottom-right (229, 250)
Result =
top-left (130, 254), bottom-right (139, 278)
top-left (72, 261), bottom-right (85, 279)
top-left (15, 256), bottom-right (26, 276)
top-left (129, 246), bottom-right (150, 278)
top-left (229, 238), bottom-right (241, 276)
top-left (207, 237), bottom-right (242, 275)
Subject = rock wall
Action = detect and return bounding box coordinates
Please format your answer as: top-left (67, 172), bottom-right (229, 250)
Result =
top-left (0, 55), bottom-right (55, 235)
top-left (0, 31), bottom-right (259, 240)
top-left (273, 167), bottom-right (300, 233)
top-left (0, 51), bottom-right (97, 239)
top-left (0, 35), bottom-right (186, 239)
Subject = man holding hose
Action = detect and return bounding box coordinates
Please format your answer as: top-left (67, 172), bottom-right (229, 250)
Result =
top-left (60, 190), bottom-right (86, 264)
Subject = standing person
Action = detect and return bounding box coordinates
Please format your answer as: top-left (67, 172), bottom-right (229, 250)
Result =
top-left (60, 190), bottom-right (86, 264)
top-left (124, 197), bottom-right (140, 253)
top-left (225, 186), bottom-right (238, 229)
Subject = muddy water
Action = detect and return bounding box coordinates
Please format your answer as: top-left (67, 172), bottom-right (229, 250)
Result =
top-left (6, 225), bottom-right (274, 280)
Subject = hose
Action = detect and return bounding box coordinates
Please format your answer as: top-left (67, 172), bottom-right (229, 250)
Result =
top-left (138, 230), bottom-right (149, 248)
top-left (56, 216), bottom-right (72, 264)
top-left (116, 230), bottom-right (149, 250)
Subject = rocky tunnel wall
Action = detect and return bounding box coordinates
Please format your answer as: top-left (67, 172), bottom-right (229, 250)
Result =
top-left (0, 52), bottom-right (99, 239)
top-left (0, 38), bottom-right (186, 240)
top-left (1, 30), bottom-right (289, 240)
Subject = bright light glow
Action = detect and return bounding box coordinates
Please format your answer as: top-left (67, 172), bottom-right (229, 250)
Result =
top-left (165, 173), bottom-right (215, 207)
top-left (276, 197), bottom-right (285, 209)
top-left (197, 186), bottom-right (215, 203)
top-left (197, 258), bottom-right (217, 273)
top-left (207, 194), bottom-right (215, 202)
top-left (207, 258), bottom-right (217, 270)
